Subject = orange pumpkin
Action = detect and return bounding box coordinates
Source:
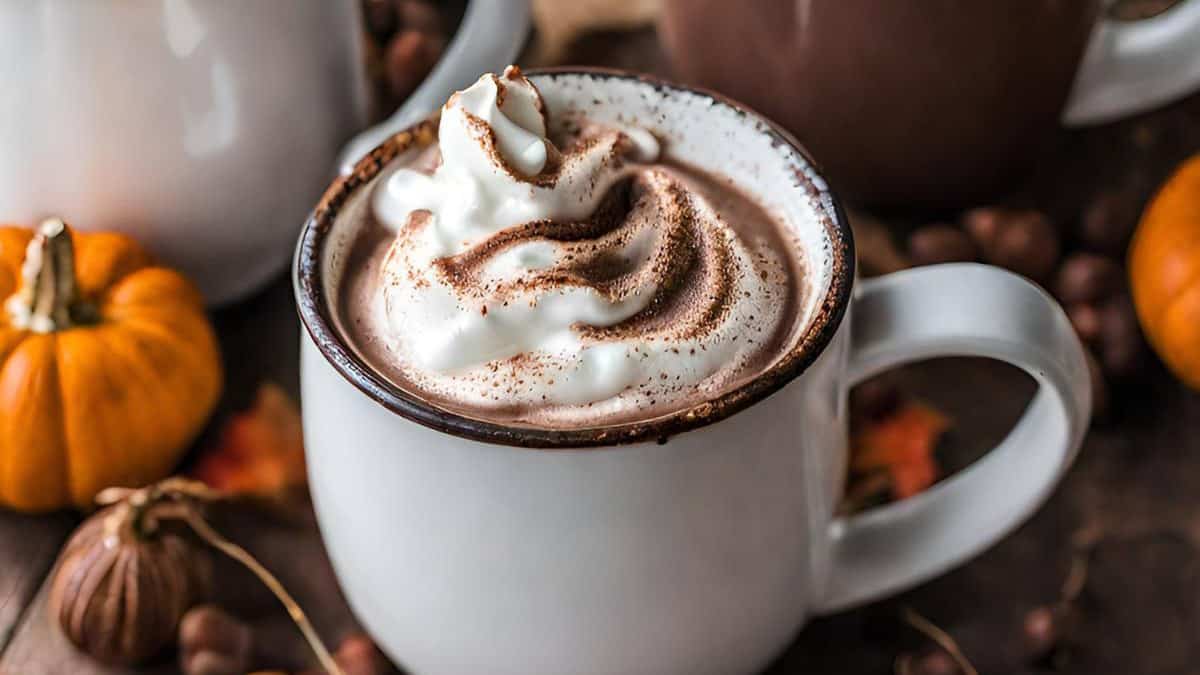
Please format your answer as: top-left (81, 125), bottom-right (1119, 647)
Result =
top-left (1129, 154), bottom-right (1200, 389)
top-left (0, 219), bottom-right (222, 512)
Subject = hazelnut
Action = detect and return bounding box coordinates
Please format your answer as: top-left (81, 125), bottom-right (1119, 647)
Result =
top-left (183, 650), bottom-right (246, 675)
top-left (963, 208), bottom-right (1060, 283)
top-left (334, 633), bottom-right (394, 675)
top-left (1098, 295), bottom-right (1144, 377)
top-left (385, 29), bottom-right (446, 101)
top-left (1021, 605), bottom-right (1060, 662)
top-left (396, 0), bottom-right (444, 35)
top-left (901, 649), bottom-right (962, 675)
top-left (1067, 303), bottom-right (1103, 346)
top-left (1022, 603), bottom-right (1079, 664)
top-left (179, 605), bottom-right (252, 675)
top-left (907, 224), bottom-right (977, 266)
top-left (961, 207), bottom-right (1001, 250)
top-left (1079, 190), bottom-right (1139, 255)
top-left (1054, 253), bottom-right (1123, 304)
top-left (295, 633), bottom-right (396, 675)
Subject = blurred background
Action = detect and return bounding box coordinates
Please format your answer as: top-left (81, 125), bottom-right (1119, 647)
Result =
top-left (1, 1), bottom-right (1199, 674)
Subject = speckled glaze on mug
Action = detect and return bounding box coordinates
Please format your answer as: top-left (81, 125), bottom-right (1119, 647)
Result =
top-left (295, 69), bottom-right (1091, 675)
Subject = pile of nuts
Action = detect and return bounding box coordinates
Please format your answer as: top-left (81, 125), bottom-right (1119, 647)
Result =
top-left (179, 605), bottom-right (397, 675)
top-left (903, 193), bottom-right (1145, 418)
top-left (360, 0), bottom-right (452, 119)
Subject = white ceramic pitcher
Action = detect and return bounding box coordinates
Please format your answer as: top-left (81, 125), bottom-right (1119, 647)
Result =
top-left (0, 0), bottom-right (531, 305)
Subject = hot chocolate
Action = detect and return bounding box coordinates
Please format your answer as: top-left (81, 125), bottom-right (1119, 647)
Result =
top-left (337, 67), bottom-right (811, 428)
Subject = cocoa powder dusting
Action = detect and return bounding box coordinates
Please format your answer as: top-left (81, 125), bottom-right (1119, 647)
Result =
top-left (337, 119), bottom-right (806, 429)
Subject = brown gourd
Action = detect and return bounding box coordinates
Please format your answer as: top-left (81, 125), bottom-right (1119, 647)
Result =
top-left (49, 482), bottom-right (213, 665)
top-left (1129, 155), bottom-right (1200, 390)
top-left (48, 479), bottom-right (344, 671)
top-left (0, 219), bottom-right (222, 511)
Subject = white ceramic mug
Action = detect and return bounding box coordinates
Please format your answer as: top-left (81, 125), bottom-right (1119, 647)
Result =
top-left (295, 70), bottom-right (1092, 675)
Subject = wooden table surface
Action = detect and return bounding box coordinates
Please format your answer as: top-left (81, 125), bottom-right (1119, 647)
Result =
top-left (3, 28), bottom-right (1200, 675)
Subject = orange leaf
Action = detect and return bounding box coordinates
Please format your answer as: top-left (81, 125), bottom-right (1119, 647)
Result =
top-left (888, 456), bottom-right (939, 500)
top-left (190, 383), bottom-right (305, 498)
top-left (851, 400), bottom-right (948, 500)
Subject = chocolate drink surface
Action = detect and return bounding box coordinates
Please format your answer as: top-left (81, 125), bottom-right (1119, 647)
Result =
top-left (336, 67), bottom-right (812, 429)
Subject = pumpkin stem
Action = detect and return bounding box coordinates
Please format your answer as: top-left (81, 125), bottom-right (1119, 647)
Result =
top-left (5, 218), bottom-right (95, 332)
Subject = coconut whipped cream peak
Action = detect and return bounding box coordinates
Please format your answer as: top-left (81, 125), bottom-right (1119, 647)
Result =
top-left (373, 66), bottom-right (660, 257)
top-left (369, 66), bottom-right (796, 425)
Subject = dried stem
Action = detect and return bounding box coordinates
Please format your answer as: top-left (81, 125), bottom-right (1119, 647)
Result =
top-left (5, 218), bottom-right (94, 332)
top-left (1061, 525), bottom-right (1100, 606)
top-left (1060, 549), bottom-right (1091, 606)
top-left (177, 508), bottom-right (344, 675)
top-left (901, 607), bottom-right (979, 675)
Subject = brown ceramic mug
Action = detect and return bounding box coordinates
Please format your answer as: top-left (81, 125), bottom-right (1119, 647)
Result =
top-left (660, 0), bottom-right (1200, 208)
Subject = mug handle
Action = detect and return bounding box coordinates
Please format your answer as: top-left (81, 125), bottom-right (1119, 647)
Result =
top-left (815, 264), bottom-right (1092, 614)
top-left (1063, 0), bottom-right (1200, 125)
top-left (337, 0), bottom-right (532, 173)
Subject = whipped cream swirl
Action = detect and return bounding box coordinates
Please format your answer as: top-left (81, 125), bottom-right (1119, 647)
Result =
top-left (371, 67), bottom-right (794, 425)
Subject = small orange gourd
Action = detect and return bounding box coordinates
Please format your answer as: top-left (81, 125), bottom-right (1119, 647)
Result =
top-left (0, 219), bottom-right (222, 512)
top-left (1129, 155), bottom-right (1200, 389)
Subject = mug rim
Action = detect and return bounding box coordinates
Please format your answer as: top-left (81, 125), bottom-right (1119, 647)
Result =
top-left (293, 67), bottom-right (855, 449)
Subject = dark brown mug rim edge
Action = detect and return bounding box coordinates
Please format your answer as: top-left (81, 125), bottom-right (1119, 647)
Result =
top-left (292, 67), bottom-right (855, 449)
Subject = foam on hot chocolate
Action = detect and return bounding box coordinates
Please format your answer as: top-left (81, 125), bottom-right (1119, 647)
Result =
top-left (357, 66), bottom-right (802, 428)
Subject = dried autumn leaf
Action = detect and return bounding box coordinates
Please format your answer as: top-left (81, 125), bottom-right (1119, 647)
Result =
top-left (888, 458), bottom-right (939, 502)
top-left (851, 400), bottom-right (949, 500)
top-left (190, 383), bottom-right (305, 499)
